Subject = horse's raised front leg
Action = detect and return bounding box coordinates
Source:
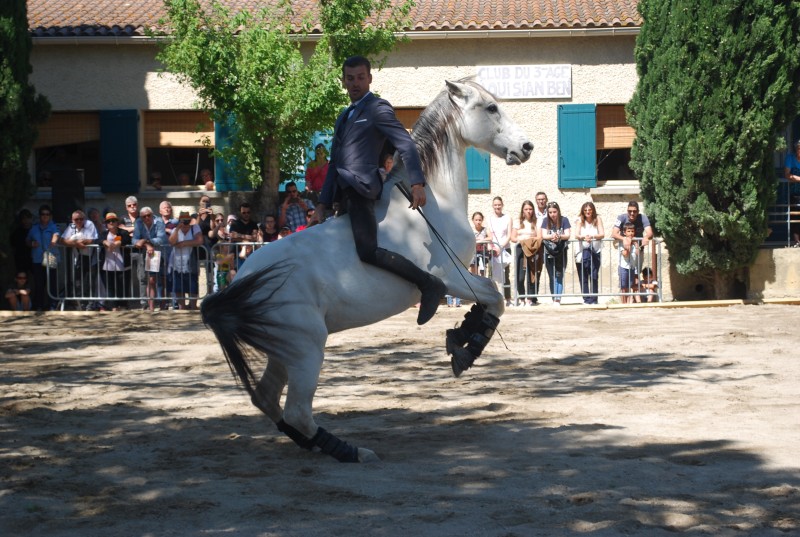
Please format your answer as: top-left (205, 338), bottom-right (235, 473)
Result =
top-left (272, 320), bottom-right (380, 463)
top-left (443, 271), bottom-right (504, 377)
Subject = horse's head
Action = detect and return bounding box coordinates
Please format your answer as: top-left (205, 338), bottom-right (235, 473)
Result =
top-left (446, 79), bottom-right (533, 165)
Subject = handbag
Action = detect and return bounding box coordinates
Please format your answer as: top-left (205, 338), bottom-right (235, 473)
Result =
top-left (500, 248), bottom-right (512, 267)
top-left (543, 239), bottom-right (566, 257)
top-left (42, 250), bottom-right (58, 269)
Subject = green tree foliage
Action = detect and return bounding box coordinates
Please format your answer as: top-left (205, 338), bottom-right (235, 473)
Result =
top-left (0, 0), bottom-right (50, 279)
top-left (628, 0), bottom-right (800, 297)
top-left (156, 0), bottom-right (412, 208)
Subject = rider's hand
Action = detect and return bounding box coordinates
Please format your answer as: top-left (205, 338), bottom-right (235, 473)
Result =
top-left (409, 184), bottom-right (426, 210)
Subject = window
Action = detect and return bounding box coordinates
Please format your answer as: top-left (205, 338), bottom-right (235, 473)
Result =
top-left (557, 104), bottom-right (636, 188)
top-left (144, 111), bottom-right (215, 188)
top-left (34, 112), bottom-right (101, 188)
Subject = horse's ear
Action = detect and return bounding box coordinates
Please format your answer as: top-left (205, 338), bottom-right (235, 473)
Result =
top-left (445, 80), bottom-right (475, 108)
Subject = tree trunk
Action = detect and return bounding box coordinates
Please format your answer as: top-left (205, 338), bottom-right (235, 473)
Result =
top-left (253, 135), bottom-right (281, 219)
top-left (711, 269), bottom-right (748, 300)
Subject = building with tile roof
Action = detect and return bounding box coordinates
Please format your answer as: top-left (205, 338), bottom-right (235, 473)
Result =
top-left (24, 1), bottom-right (704, 299)
top-left (24, 1), bottom-right (800, 301)
top-left (28, 1), bottom-right (642, 38)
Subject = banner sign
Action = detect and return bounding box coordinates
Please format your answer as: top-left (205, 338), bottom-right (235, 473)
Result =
top-left (476, 65), bottom-right (572, 100)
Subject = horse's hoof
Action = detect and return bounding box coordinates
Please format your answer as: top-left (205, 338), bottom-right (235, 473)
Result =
top-left (451, 346), bottom-right (476, 378)
top-left (358, 448), bottom-right (381, 463)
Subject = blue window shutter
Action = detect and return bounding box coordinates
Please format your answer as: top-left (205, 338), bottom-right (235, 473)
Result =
top-left (558, 104), bottom-right (597, 189)
top-left (466, 147), bottom-right (490, 190)
top-left (100, 110), bottom-right (139, 193)
top-left (214, 115), bottom-right (242, 192)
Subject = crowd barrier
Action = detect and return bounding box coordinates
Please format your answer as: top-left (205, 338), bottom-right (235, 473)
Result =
top-left (479, 237), bottom-right (663, 305)
top-left (43, 237), bottom-right (662, 310)
top-left (43, 241), bottom-right (277, 311)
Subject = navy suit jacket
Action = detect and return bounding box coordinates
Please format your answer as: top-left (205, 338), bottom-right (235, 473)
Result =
top-left (319, 92), bottom-right (426, 206)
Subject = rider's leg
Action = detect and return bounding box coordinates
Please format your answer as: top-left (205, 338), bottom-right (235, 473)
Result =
top-left (344, 188), bottom-right (446, 325)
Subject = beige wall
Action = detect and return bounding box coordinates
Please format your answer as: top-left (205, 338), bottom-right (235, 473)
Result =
top-left (29, 36), bottom-right (641, 225)
top-left (30, 44), bottom-right (196, 110)
top-left (373, 36), bottom-right (640, 228)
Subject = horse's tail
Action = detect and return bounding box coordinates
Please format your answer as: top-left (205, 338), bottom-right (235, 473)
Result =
top-left (201, 261), bottom-right (294, 399)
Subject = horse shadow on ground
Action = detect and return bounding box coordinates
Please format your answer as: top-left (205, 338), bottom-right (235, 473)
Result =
top-left (321, 341), bottom-right (725, 399)
top-left (2, 400), bottom-right (798, 536)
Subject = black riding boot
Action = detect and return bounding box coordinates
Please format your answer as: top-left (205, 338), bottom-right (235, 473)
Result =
top-left (374, 248), bottom-right (446, 325)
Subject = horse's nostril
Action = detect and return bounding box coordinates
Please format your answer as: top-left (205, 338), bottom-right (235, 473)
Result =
top-left (523, 142), bottom-right (534, 153)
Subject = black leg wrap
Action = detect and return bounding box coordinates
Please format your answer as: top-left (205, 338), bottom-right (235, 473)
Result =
top-left (276, 419), bottom-right (316, 451)
top-left (448, 307), bottom-right (500, 378)
top-left (311, 427), bottom-right (359, 463)
top-left (446, 304), bottom-right (487, 352)
top-left (466, 312), bottom-right (500, 359)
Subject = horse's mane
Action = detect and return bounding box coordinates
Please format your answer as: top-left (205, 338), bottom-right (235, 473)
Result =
top-left (412, 77), bottom-right (493, 181)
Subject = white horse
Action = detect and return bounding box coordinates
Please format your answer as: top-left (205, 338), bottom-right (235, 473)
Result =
top-left (201, 79), bottom-right (532, 462)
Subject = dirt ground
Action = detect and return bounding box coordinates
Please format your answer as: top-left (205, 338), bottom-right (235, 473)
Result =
top-left (1, 304), bottom-right (799, 536)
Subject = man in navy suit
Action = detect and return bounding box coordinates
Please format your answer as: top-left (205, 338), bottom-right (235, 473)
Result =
top-left (312, 55), bottom-right (445, 325)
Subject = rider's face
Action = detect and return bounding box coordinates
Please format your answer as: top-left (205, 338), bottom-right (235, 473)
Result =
top-left (343, 65), bottom-right (372, 103)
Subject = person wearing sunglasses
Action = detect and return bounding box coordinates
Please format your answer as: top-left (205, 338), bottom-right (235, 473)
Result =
top-left (133, 207), bottom-right (167, 312)
top-left (169, 211), bottom-right (204, 310)
top-left (278, 181), bottom-right (314, 232)
top-left (26, 204), bottom-right (60, 311)
top-left (61, 209), bottom-right (99, 310)
top-left (97, 212), bottom-right (132, 311)
top-left (611, 201), bottom-right (653, 249)
top-left (120, 196), bottom-right (146, 309)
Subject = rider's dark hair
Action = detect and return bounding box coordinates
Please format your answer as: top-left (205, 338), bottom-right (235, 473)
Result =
top-left (343, 55), bottom-right (371, 77)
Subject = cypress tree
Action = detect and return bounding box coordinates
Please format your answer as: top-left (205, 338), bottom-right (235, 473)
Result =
top-left (628, 0), bottom-right (800, 298)
top-left (0, 0), bottom-right (50, 281)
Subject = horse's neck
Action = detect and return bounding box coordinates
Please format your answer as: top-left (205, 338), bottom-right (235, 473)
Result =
top-left (428, 143), bottom-right (469, 212)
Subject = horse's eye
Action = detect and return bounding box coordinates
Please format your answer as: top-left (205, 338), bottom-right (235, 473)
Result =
top-left (487, 104), bottom-right (498, 113)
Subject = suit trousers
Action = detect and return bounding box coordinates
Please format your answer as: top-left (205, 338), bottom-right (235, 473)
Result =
top-left (343, 187), bottom-right (380, 264)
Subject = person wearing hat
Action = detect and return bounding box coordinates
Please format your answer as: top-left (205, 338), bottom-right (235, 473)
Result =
top-left (96, 212), bottom-right (132, 311)
top-left (783, 139), bottom-right (800, 246)
top-left (169, 210), bottom-right (204, 310)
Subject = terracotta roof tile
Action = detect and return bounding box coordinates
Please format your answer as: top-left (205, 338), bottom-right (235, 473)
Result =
top-left (28, 0), bottom-right (641, 38)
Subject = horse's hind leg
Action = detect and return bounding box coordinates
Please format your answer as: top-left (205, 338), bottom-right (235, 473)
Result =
top-left (250, 358), bottom-right (287, 423)
top-left (273, 323), bottom-right (380, 463)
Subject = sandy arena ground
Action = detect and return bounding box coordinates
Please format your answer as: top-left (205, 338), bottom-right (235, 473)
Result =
top-left (1, 304), bottom-right (799, 536)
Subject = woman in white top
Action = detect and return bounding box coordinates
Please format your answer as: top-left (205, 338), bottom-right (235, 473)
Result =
top-left (510, 200), bottom-right (538, 305)
top-left (573, 201), bottom-right (605, 304)
top-left (488, 196), bottom-right (512, 303)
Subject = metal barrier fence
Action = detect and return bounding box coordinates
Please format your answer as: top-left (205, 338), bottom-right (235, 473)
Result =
top-left (512, 237), bottom-right (663, 304)
top-left (45, 238), bottom-right (662, 310)
top-left (765, 180), bottom-right (800, 247)
top-left (478, 237), bottom-right (663, 305)
top-left (44, 242), bottom-right (268, 311)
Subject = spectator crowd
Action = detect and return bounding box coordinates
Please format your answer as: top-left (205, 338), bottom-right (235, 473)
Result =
top-left (7, 177), bottom-right (658, 311)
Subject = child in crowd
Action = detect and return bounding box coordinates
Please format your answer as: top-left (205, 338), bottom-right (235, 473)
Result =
top-left (470, 211), bottom-right (493, 276)
top-left (5, 272), bottom-right (32, 311)
top-left (213, 247), bottom-right (235, 292)
top-left (640, 267), bottom-right (659, 303)
top-left (618, 221), bottom-right (641, 304)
